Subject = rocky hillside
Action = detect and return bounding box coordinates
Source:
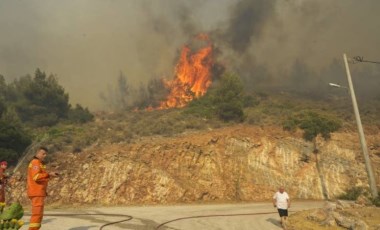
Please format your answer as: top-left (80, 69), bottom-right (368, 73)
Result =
top-left (8, 125), bottom-right (380, 206)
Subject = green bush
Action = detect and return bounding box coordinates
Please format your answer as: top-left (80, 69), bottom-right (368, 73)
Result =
top-left (0, 120), bottom-right (31, 165)
top-left (337, 187), bottom-right (363, 200)
top-left (68, 104), bottom-right (94, 123)
top-left (283, 110), bottom-right (342, 141)
top-left (185, 73), bottom-right (247, 122)
top-left (216, 101), bottom-right (244, 122)
top-left (184, 92), bottom-right (216, 119)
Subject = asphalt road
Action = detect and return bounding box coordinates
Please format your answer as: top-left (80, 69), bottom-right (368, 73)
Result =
top-left (22, 201), bottom-right (323, 230)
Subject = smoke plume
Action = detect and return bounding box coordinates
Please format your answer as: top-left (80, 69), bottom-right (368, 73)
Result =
top-left (0, 0), bottom-right (379, 110)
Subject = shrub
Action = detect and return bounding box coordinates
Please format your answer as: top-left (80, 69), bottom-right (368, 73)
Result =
top-left (337, 187), bottom-right (363, 200)
top-left (283, 110), bottom-right (342, 141)
top-left (68, 104), bottom-right (94, 123)
top-left (184, 92), bottom-right (216, 119)
top-left (216, 101), bottom-right (244, 122)
top-left (185, 73), bottom-right (247, 122)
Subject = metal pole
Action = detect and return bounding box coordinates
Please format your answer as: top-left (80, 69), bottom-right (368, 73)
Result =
top-left (343, 53), bottom-right (378, 198)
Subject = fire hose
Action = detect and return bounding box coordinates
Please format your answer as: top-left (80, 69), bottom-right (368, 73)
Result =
top-left (22, 210), bottom-right (289, 229)
top-left (155, 211), bottom-right (282, 230)
top-left (23, 213), bottom-right (133, 230)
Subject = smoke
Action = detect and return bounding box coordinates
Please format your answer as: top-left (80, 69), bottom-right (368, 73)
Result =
top-left (0, 0), bottom-right (379, 110)
top-left (216, 0), bottom-right (380, 100)
top-left (222, 0), bottom-right (276, 53)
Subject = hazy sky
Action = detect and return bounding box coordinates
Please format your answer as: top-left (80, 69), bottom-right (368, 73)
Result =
top-left (1, 0), bottom-right (379, 110)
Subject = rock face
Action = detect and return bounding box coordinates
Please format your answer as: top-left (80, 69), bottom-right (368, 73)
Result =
top-left (8, 125), bottom-right (380, 206)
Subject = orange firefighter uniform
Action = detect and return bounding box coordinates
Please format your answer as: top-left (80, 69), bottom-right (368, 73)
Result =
top-left (27, 157), bottom-right (50, 230)
top-left (0, 161), bottom-right (8, 203)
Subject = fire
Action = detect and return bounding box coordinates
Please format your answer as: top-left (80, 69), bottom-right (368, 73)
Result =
top-left (159, 34), bottom-right (214, 109)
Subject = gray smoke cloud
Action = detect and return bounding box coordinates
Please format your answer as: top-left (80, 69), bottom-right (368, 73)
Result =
top-left (0, 0), bottom-right (379, 110)
top-left (222, 0), bottom-right (276, 53)
top-left (216, 0), bottom-right (380, 100)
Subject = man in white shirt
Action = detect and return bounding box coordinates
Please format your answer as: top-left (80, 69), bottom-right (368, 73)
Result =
top-left (273, 186), bottom-right (290, 228)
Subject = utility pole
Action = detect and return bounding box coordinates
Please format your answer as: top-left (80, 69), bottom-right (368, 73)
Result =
top-left (343, 53), bottom-right (378, 198)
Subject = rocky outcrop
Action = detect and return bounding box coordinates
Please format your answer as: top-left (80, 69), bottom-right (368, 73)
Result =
top-left (291, 201), bottom-right (377, 230)
top-left (8, 125), bottom-right (380, 206)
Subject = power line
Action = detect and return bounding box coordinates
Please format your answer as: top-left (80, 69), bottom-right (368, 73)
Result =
top-left (352, 56), bottom-right (380, 64)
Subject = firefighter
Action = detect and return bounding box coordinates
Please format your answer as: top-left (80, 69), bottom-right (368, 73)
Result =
top-left (0, 161), bottom-right (8, 203)
top-left (27, 147), bottom-right (59, 230)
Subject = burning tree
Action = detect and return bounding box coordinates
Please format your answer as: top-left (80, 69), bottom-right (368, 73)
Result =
top-left (159, 33), bottom-right (215, 109)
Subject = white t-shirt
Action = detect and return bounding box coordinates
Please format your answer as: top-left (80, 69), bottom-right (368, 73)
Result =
top-left (273, 191), bottom-right (289, 210)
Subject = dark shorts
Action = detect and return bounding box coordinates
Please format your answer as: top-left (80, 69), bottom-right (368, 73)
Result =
top-left (277, 208), bottom-right (288, 217)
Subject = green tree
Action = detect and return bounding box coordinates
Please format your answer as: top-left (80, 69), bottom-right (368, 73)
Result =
top-left (9, 69), bottom-right (70, 126)
top-left (214, 73), bottom-right (245, 121)
top-left (0, 119), bottom-right (31, 165)
top-left (283, 110), bottom-right (341, 199)
top-left (283, 110), bottom-right (342, 149)
top-left (0, 75), bottom-right (31, 165)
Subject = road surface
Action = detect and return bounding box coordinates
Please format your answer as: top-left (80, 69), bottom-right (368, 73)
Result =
top-left (22, 201), bottom-right (323, 230)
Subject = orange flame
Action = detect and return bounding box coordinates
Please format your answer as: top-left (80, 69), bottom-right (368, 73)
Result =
top-left (159, 34), bottom-right (214, 109)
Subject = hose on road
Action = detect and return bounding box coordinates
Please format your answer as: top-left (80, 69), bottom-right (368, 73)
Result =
top-left (155, 211), bottom-right (281, 230)
top-left (25, 213), bottom-right (133, 230)
top-left (26, 210), bottom-right (286, 229)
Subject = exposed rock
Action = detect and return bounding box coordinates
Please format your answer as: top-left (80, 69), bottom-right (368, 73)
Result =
top-left (320, 202), bottom-right (337, 227)
top-left (352, 220), bottom-right (368, 230)
top-left (324, 201), bottom-right (337, 211)
top-left (307, 209), bottom-right (328, 223)
top-left (321, 215), bottom-right (337, 227)
top-left (289, 200), bottom-right (377, 230)
top-left (337, 200), bottom-right (356, 210)
top-left (333, 211), bottom-right (354, 228)
top-left (7, 125), bottom-right (380, 206)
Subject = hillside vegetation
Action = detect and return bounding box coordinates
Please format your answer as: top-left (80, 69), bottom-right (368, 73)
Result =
top-left (2, 69), bottom-right (380, 166)
top-left (34, 91), bottom-right (380, 156)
